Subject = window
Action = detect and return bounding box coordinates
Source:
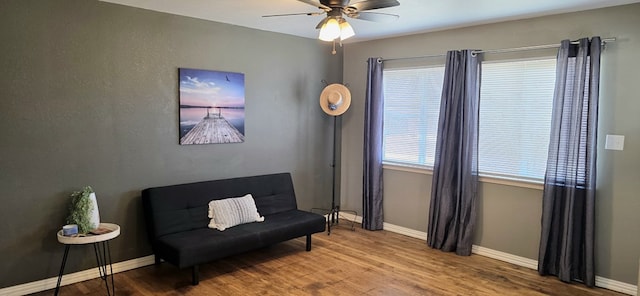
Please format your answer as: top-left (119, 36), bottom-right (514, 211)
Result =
top-left (383, 67), bottom-right (444, 168)
top-left (382, 58), bottom-right (557, 181)
top-left (479, 58), bottom-right (556, 181)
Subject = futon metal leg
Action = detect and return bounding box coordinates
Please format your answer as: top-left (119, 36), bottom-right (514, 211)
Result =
top-left (306, 234), bottom-right (312, 251)
top-left (192, 265), bottom-right (199, 285)
top-left (154, 254), bottom-right (161, 265)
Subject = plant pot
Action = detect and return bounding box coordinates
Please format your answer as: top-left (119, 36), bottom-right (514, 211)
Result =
top-left (88, 192), bottom-right (100, 230)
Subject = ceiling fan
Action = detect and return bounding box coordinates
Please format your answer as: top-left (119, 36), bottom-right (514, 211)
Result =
top-left (263, 0), bottom-right (400, 42)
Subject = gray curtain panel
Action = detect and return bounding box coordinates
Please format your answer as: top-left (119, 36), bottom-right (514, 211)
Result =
top-left (538, 37), bottom-right (601, 287)
top-left (427, 50), bottom-right (480, 256)
top-left (362, 57), bottom-right (384, 230)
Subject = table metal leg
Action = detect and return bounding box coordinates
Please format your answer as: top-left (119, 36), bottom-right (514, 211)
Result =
top-left (107, 241), bottom-right (114, 295)
top-left (54, 245), bottom-right (70, 296)
top-left (93, 241), bottom-right (115, 296)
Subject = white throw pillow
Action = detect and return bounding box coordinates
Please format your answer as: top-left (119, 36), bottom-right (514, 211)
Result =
top-left (208, 194), bottom-right (264, 231)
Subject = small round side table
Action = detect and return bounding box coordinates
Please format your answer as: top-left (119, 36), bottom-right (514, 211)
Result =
top-left (55, 223), bottom-right (120, 296)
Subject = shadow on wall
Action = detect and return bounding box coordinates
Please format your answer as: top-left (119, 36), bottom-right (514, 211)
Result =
top-left (0, 190), bottom-right (99, 286)
top-left (293, 73), bottom-right (335, 212)
top-left (473, 182), bottom-right (485, 245)
top-left (116, 190), bottom-right (153, 260)
top-left (593, 40), bottom-right (620, 279)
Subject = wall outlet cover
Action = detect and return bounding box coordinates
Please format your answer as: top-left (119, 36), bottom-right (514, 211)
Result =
top-left (605, 134), bottom-right (624, 151)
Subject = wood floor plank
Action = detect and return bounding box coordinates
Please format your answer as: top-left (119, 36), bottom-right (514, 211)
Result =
top-left (34, 223), bottom-right (625, 296)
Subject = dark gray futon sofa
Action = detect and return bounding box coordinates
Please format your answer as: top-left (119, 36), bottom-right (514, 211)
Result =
top-left (141, 172), bottom-right (326, 284)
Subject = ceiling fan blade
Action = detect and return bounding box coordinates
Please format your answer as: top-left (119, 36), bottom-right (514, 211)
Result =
top-left (349, 11), bottom-right (399, 22)
top-left (262, 12), bottom-right (323, 18)
top-left (297, 0), bottom-right (330, 10)
top-left (349, 0), bottom-right (400, 11)
top-left (315, 17), bottom-right (330, 29)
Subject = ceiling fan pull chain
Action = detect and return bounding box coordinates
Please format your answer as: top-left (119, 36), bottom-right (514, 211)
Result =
top-left (332, 40), bottom-right (337, 55)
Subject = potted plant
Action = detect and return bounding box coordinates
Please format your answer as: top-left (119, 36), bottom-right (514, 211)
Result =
top-left (67, 186), bottom-right (100, 233)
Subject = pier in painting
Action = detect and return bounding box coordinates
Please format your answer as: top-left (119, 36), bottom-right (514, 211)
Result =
top-left (180, 107), bottom-right (244, 145)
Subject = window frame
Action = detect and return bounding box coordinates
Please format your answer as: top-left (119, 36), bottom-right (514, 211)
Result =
top-left (381, 56), bottom-right (556, 190)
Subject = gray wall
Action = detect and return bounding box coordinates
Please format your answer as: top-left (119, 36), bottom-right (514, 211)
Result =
top-left (0, 0), bottom-right (342, 288)
top-left (341, 4), bottom-right (640, 285)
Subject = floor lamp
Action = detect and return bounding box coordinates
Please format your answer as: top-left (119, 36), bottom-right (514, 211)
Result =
top-left (316, 83), bottom-right (357, 234)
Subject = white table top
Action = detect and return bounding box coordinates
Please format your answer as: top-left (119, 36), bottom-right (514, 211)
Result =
top-left (57, 223), bottom-right (120, 245)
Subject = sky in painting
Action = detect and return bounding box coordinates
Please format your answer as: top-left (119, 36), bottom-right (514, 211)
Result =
top-left (179, 68), bottom-right (245, 108)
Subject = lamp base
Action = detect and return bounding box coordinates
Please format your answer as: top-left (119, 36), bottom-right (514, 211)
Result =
top-left (312, 206), bottom-right (358, 235)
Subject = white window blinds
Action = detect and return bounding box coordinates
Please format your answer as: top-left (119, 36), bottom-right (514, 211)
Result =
top-left (382, 58), bottom-right (556, 181)
top-left (479, 58), bottom-right (556, 181)
top-left (383, 67), bottom-right (444, 167)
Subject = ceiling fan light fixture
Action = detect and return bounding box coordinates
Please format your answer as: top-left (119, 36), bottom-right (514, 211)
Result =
top-left (268, 0), bottom-right (400, 44)
top-left (319, 18), bottom-right (341, 41)
top-left (339, 19), bottom-right (355, 41)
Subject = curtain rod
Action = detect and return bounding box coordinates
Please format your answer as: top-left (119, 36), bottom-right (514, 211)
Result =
top-left (472, 37), bottom-right (616, 56)
top-left (380, 53), bottom-right (445, 63)
top-left (379, 37), bottom-right (616, 62)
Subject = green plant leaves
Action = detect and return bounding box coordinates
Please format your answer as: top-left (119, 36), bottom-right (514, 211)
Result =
top-left (66, 186), bottom-right (95, 233)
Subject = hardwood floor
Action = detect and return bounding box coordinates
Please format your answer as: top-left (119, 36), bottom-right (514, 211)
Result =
top-left (36, 223), bottom-right (624, 296)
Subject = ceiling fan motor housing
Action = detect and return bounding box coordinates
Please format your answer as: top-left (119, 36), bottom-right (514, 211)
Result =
top-left (321, 0), bottom-right (351, 7)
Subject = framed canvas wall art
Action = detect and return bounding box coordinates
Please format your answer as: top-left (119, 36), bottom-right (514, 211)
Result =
top-left (178, 68), bottom-right (245, 145)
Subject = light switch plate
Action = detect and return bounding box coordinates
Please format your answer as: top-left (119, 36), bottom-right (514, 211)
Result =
top-left (605, 134), bottom-right (624, 151)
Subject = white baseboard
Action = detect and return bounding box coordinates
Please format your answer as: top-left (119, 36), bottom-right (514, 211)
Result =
top-left (472, 245), bottom-right (538, 270)
top-left (4, 217), bottom-right (637, 296)
top-left (596, 276), bottom-right (638, 296)
top-left (338, 212), bottom-right (638, 296)
top-left (0, 255), bottom-right (155, 296)
top-left (472, 245), bottom-right (638, 295)
top-left (337, 212), bottom-right (429, 240)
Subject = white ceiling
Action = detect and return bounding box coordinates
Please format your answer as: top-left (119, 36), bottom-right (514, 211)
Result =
top-left (100, 0), bottom-right (640, 43)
